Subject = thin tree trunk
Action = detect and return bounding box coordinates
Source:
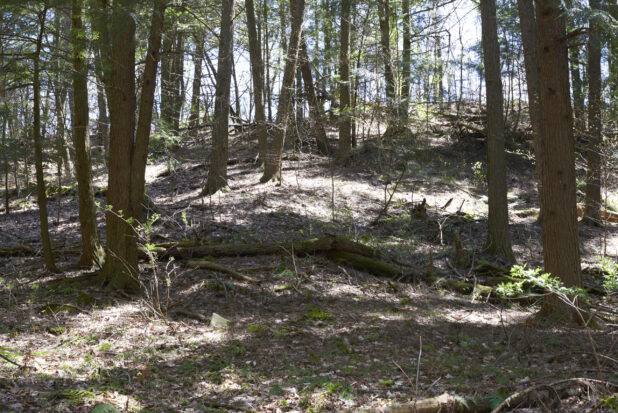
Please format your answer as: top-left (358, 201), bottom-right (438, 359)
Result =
top-left (584, 0), bottom-right (603, 223)
top-left (71, 0), bottom-right (105, 267)
top-left (189, 31), bottom-right (204, 137)
top-left (516, 0), bottom-right (543, 211)
top-left (299, 38), bottom-right (331, 155)
top-left (205, 0), bottom-right (235, 194)
top-left (401, 0), bottom-right (411, 122)
top-left (337, 0), bottom-right (352, 163)
top-left (33, 8), bottom-right (58, 273)
top-left (536, 0), bottom-right (581, 289)
top-left (570, 47), bottom-right (586, 140)
top-left (246, 0), bottom-right (269, 163)
top-left (481, 0), bottom-right (514, 261)
top-left (260, 0), bottom-right (306, 182)
top-left (378, 0), bottom-right (398, 132)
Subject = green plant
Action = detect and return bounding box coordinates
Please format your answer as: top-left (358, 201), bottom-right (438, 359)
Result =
top-left (471, 161), bottom-right (487, 189)
top-left (597, 257), bottom-right (618, 292)
top-left (496, 265), bottom-right (587, 299)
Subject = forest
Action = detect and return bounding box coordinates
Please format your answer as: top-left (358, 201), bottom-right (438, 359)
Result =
top-left (0, 0), bottom-right (617, 411)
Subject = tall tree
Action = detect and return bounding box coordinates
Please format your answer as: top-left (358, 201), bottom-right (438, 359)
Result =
top-left (401, 0), bottom-right (411, 121)
top-left (536, 0), bottom-right (582, 292)
top-left (299, 38), bottom-right (331, 155)
top-left (337, 0), bottom-right (352, 163)
top-left (205, 0), bottom-right (235, 194)
top-left (480, 0), bottom-right (514, 261)
top-left (188, 30), bottom-right (204, 137)
top-left (378, 0), bottom-right (398, 133)
top-left (71, 0), bottom-right (104, 267)
top-left (100, 0), bottom-right (166, 291)
top-left (245, 0), bottom-right (268, 163)
top-left (517, 0), bottom-right (543, 208)
top-left (260, 0), bottom-right (306, 182)
top-left (33, 6), bottom-right (58, 273)
top-left (584, 0), bottom-right (603, 223)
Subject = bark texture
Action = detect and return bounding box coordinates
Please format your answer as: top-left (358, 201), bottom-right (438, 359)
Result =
top-left (205, 0), bottom-right (235, 194)
top-left (535, 0), bottom-right (581, 288)
top-left (260, 0), bottom-right (306, 182)
top-left (337, 0), bottom-right (352, 162)
top-left (71, 0), bottom-right (104, 267)
top-left (480, 0), bottom-right (514, 261)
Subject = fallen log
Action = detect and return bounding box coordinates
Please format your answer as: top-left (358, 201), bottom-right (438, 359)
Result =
top-left (0, 245), bottom-right (37, 256)
top-left (185, 260), bottom-right (260, 283)
top-left (326, 251), bottom-right (424, 279)
top-left (158, 235), bottom-right (379, 260)
top-left (350, 392), bottom-right (492, 413)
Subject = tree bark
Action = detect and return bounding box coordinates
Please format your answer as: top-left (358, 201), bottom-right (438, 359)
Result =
top-left (378, 0), bottom-right (398, 129)
top-left (71, 0), bottom-right (105, 267)
top-left (299, 38), bottom-right (331, 155)
top-left (535, 0), bottom-right (581, 289)
top-left (401, 0), bottom-right (411, 122)
top-left (205, 0), bottom-right (235, 194)
top-left (100, 0), bottom-right (166, 292)
top-left (516, 0), bottom-right (543, 208)
top-left (260, 0), bottom-right (306, 182)
top-left (337, 0), bottom-right (352, 163)
top-left (245, 0), bottom-right (269, 163)
top-left (584, 0), bottom-right (603, 223)
top-left (33, 8), bottom-right (58, 273)
top-left (481, 0), bottom-right (514, 261)
top-left (189, 31), bottom-right (204, 137)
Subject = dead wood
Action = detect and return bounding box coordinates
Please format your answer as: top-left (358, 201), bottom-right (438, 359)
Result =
top-left (0, 245), bottom-right (37, 256)
top-left (326, 251), bottom-right (423, 279)
top-left (185, 259), bottom-right (260, 283)
top-left (350, 392), bottom-right (492, 413)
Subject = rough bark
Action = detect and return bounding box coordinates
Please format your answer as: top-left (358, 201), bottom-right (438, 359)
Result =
top-left (260, 0), bottom-right (306, 182)
top-left (535, 0), bottom-right (581, 289)
top-left (299, 39), bottom-right (331, 155)
top-left (71, 0), bottom-right (105, 267)
top-left (401, 0), bottom-right (411, 121)
top-left (584, 0), bottom-right (603, 223)
top-left (516, 0), bottom-right (543, 207)
top-left (378, 0), bottom-right (398, 128)
top-left (337, 0), bottom-right (352, 163)
top-left (189, 31), bottom-right (204, 136)
top-left (481, 0), bottom-right (514, 261)
top-left (33, 8), bottom-right (58, 273)
top-left (100, 0), bottom-right (166, 292)
top-left (205, 0), bottom-right (235, 194)
top-left (245, 0), bottom-right (269, 163)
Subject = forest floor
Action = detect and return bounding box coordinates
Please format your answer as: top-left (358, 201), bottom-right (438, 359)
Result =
top-left (1, 112), bottom-right (617, 412)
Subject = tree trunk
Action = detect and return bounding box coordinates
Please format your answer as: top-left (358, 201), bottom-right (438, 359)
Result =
top-left (245, 0), bottom-right (269, 163)
top-left (337, 0), bottom-right (352, 163)
top-left (299, 38), bottom-right (331, 155)
top-left (93, 45), bottom-right (109, 151)
top-left (171, 32), bottom-right (185, 132)
top-left (189, 31), bottom-right (204, 137)
top-left (71, 0), bottom-right (105, 267)
top-left (33, 8), bottom-right (58, 273)
top-left (535, 0), bottom-right (581, 289)
top-left (100, 0), bottom-right (166, 292)
top-left (584, 0), bottom-right (602, 223)
top-left (516, 0), bottom-right (543, 208)
top-left (570, 48), bottom-right (586, 140)
top-left (205, 0), bottom-right (235, 194)
top-left (401, 0), bottom-right (411, 122)
top-left (378, 0), bottom-right (398, 131)
top-left (260, 0), bottom-right (306, 182)
top-left (480, 0), bottom-right (514, 261)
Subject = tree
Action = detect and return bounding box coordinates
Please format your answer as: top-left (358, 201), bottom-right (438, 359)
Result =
top-left (584, 0), bottom-right (603, 223)
top-left (71, 0), bottom-right (104, 267)
top-left (99, 0), bottom-right (167, 291)
top-left (260, 0), bottom-right (306, 183)
top-left (337, 0), bottom-right (352, 163)
top-left (245, 0), bottom-right (269, 164)
top-left (480, 0), bottom-right (514, 261)
top-left (205, 0), bottom-right (235, 195)
top-left (188, 30), bottom-right (204, 137)
top-left (401, 0), bottom-right (411, 122)
top-left (378, 0), bottom-right (398, 132)
top-left (535, 0), bottom-right (581, 292)
top-left (516, 0), bottom-right (543, 209)
top-left (32, 6), bottom-right (58, 273)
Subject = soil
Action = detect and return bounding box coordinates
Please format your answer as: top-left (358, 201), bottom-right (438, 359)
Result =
top-left (0, 118), bottom-right (617, 412)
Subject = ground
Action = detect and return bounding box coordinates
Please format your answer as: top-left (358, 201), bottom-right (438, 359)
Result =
top-left (1, 113), bottom-right (617, 412)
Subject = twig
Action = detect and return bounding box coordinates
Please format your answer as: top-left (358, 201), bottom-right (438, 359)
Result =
top-left (0, 353), bottom-right (23, 368)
